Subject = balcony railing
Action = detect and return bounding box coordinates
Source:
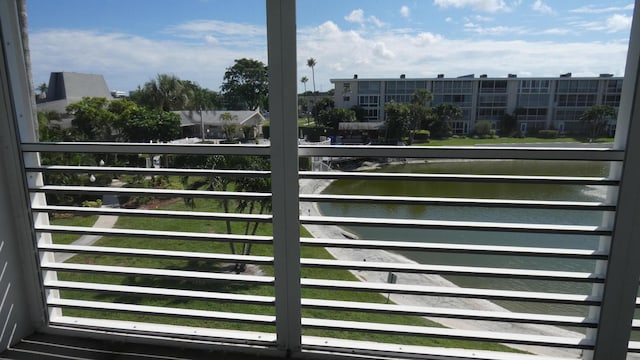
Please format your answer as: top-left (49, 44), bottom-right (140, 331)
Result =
top-left (2, 1), bottom-right (640, 359)
top-left (11, 140), bottom-right (634, 359)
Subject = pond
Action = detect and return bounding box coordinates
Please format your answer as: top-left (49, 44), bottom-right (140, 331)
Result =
top-left (318, 160), bottom-right (611, 317)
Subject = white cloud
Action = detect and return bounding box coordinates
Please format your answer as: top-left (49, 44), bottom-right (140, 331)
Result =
top-left (30, 29), bottom-right (267, 92)
top-left (29, 16), bottom-right (630, 95)
top-left (532, 0), bottom-right (554, 15)
top-left (369, 16), bottom-right (385, 28)
top-left (606, 14), bottom-right (633, 33)
top-left (345, 9), bottom-right (365, 23)
top-left (571, 14), bottom-right (632, 34)
top-left (411, 32), bottom-right (443, 46)
top-left (433, 0), bottom-right (513, 13)
top-left (297, 21), bottom-right (628, 91)
top-left (570, 4), bottom-right (634, 14)
top-left (400, 6), bottom-right (410, 18)
top-left (372, 42), bottom-right (395, 59)
top-left (464, 22), bottom-right (525, 35)
top-left (167, 20), bottom-right (264, 38)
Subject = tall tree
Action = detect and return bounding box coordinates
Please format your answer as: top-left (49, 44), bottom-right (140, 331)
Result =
top-left (135, 74), bottom-right (189, 111)
top-left (408, 89), bottom-right (433, 144)
top-left (220, 112), bottom-right (239, 141)
top-left (580, 105), bottom-right (617, 140)
top-left (221, 58), bottom-right (268, 111)
top-left (37, 82), bottom-right (48, 99)
top-left (306, 58), bottom-right (317, 95)
top-left (184, 81), bottom-right (220, 139)
top-left (67, 97), bottom-right (116, 141)
top-left (430, 103), bottom-right (462, 139)
top-left (300, 76), bottom-right (310, 124)
top-left (384, 102), bottom-right (411, 143)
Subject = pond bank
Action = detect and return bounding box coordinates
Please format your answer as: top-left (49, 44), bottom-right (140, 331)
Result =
top-left (299, 177), bottom-right (584, 358)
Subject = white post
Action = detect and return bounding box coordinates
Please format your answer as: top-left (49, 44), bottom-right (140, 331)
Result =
top-left (592, 1), bottom-right (640, 358)
top-left (0, 0), bottom-right (49, 345)
top-left (267, 0), bottom-right (301, 355)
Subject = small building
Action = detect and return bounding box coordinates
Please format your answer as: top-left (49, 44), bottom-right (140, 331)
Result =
top-left (174, 110), bottom-right (265, 140)
top-left (36, 72), bottom-right (114, 114)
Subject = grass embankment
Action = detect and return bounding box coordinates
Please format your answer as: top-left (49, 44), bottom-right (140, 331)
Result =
top-left (419, 136), bottom-right (614, 146)
top-left (54, 177), bottom-right (517, 352)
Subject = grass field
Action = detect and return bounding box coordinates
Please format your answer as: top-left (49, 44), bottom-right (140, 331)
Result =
top-left (55, 196), bottom-right (519, 352)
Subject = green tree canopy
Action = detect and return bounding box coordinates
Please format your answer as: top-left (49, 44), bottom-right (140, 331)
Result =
top-left (430, 103), bottom-right (462, 139)
top-left (67, 97), bottom-right (116, 141)
top-left (317, 108), bottom-right (355, 136)
top-left (221, 58), bottom-right (268, 111)
top-left (407, 89), bottom-right (433, 144)
top-left (311, 97), bottom-right (335, 119)
top-left (580, 105), bottom-right (617, 140)
top-left (384, 102), bottom-right (411, 143)
top-left (132, 73), bottom-right (190, 111)
top-left (116, 106), bottom-right (181, 143)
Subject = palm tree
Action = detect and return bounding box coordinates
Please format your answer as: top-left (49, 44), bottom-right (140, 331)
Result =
top-left (307, 58), bottom-right (318, 125)
top-left (143, 74), bottom-right (188, 111)
top-left (306, 58), bottom-right (317, 95)
top-left (37, 82), bottom-right (48, 99)
top-left (301, 76), bottom-right (309, 124)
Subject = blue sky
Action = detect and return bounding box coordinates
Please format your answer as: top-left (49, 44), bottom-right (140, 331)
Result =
top-left (26, 1), bottom-right (634, 93)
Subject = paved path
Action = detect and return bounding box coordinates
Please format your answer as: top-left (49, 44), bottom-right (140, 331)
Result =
top-left (54, 180), bottom-right (123, 263)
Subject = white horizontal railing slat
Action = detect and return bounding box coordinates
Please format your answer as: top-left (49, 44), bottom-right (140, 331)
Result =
top-left (22, 142), bottom-right (271, 156)
top-left (300, 193), bottom-right (616, 211)
top-left (303, 215), bottom-right (611, 235)
top-left (48, 298), bottom-right (276, 325)
top-left (31, 185), bottom-right (271, 201)
top-left (27, 165), bottom-right (271, 178)
top-left (38, 244), bottom-right (274, 264)
top-left (301, 278), bottom-right (600, 305)
top-left (33, 205), bottom-right (272, 222)
top-left (301, 258), bottom-right (604, 282)
top-left (297, 145), bottom-right (623, 161)
top-left (301, 318), bottom-right (591, 349)
top-left (37, 224), bottom-right (272, 243)
top-left (301, 299), bottom-right (596, 327)
top-left (45, 280), bottom-right (275, 305)
top-left (42, 262), bottom-right (274, 284)
top-left (300, 237), bottom-right (608, 259)
top-left (299, 171), bottom-right (618, 185)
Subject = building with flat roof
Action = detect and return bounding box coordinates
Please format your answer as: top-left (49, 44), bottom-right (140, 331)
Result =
top-left (330, 73), bottom-right (623, 136)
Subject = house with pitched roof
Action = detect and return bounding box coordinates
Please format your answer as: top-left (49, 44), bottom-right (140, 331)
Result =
top-left (173, 110), bottom-right (265, 141)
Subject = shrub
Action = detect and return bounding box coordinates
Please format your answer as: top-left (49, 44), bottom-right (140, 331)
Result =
top-left (538, 129), bottom-right (559, 139)
top-left (474, 121), bottom-right (493, 137)
top-left (413, 130), bottom-right (430, 141)
top-left (82, 199), bottom-right (103, 208)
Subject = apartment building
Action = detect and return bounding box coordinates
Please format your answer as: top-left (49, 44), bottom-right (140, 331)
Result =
top-left (331, 73), bottom-right (623, 136)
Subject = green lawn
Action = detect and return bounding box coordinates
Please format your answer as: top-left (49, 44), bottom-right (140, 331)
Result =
top-left (50, 214), bottom-right (98, 244)
top-left (55, 196), bottom-right (519, 352)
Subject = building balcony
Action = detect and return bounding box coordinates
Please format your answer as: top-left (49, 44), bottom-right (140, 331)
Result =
top-left (2, 1), bottom-right (640, 359)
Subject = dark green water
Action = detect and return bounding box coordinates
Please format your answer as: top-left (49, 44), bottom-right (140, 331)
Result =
top-left (318, 160), bottom-right (611, 317)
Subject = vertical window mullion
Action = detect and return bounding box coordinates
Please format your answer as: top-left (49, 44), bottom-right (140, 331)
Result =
top-left (592, 3), bottom-right (640, 359)
top-left (266, 0), bottom-right (301, 355)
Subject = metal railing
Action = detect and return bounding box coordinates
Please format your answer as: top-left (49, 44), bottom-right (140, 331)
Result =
top-left (20, 140), bottom-right (637, 359)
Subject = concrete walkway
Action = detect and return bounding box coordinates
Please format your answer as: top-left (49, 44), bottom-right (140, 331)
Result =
top-left (54, 179), bottom-right (123, 263)
top-left (299, 177), bottom-right (584, 358)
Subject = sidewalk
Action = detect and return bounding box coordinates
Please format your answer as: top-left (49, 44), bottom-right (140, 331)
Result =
top-left (54, 179), bottom-right (123, 263)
